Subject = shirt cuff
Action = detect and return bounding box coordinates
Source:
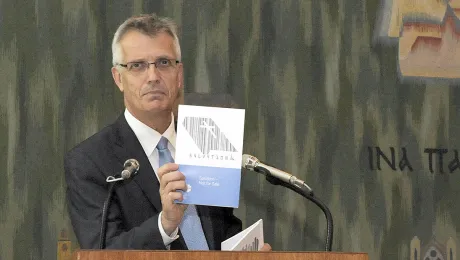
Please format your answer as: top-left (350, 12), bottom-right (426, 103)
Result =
top-left (158, 211), bottom-right (180, 248)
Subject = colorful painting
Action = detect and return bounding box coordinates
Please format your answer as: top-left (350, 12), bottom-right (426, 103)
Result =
top-left (377, 0), bottom-right (460, 79)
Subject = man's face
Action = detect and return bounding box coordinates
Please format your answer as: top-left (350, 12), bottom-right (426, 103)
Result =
top-left (112, 30), bottom-right (183, 117)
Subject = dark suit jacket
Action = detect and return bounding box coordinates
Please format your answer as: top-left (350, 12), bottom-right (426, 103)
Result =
top-left (64, 114), bottom-right (242, 249)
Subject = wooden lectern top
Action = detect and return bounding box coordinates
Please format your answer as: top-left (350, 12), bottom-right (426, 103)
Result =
top-left (73, 250), bottom-right (368, 260)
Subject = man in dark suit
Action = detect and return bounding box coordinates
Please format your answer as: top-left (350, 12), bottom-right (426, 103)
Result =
top-left (64, 13), bottom-right (254, 250)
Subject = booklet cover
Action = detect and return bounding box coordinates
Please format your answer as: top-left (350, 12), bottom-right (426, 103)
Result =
top-left (221, 219), bottom-right (264, 251)
top-left (175, 104), bottom-right (245, 208)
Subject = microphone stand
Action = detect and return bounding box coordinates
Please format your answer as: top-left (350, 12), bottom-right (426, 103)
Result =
top-left (98, 159), bottom-right (139, 249)
top-left (98, 182), bottom-right (116, 249)
top-left (255, 167), bottom-right (333, 252)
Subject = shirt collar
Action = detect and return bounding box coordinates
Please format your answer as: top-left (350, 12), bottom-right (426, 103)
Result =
top-left (124, 109), bottom-right (176, 156)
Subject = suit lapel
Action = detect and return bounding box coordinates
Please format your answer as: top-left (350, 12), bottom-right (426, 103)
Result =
top-left (112, 114), bottom-right (163, 211)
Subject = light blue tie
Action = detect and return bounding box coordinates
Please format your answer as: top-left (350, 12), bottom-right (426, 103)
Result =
top-left (157, 136), bottom-right (209, 250)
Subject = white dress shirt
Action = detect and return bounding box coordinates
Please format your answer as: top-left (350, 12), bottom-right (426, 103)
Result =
top-left (124, 109), bottom-right (180, 248)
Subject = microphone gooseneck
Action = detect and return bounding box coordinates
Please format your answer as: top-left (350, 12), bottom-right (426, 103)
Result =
top-left (99, 182), bottom-right (116, 249)
top-left (241, 154), bottom-right (333, 252)
top-left (99, 159), bottom-right (140, 249)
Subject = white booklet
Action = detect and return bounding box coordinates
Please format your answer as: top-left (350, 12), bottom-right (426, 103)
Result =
top-left (221, 219), bottom-right (264, 251)
top-left (175, 105), bottom-right (245, 208)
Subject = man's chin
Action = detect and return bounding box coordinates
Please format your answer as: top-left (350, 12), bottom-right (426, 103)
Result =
top-left (144, 102), bottom-right (173, 113)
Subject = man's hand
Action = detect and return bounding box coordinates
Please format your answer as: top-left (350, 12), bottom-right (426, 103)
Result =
top-left (260, 243), bottom-right (272, 251)
top-left (158, 163), bottom-right (188, 235)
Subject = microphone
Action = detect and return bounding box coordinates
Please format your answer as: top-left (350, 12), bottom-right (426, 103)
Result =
top-left (121, 159), bottom-right (140, 179)
top-left (242, 154), bottom-right (333, 251)
top-left (99, 159), bottom-right (140, 249)
top-left (241, 154), bottom-right (313, 195)
top-left (106, 159), bottom-right (140, 182)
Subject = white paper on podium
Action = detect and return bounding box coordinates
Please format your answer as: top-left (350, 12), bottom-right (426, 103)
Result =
top-left (221, 219), bottom-right (264, 251)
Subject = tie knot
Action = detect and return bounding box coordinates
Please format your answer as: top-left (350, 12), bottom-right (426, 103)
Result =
top-left (157, 136), bottom-right (169, 150)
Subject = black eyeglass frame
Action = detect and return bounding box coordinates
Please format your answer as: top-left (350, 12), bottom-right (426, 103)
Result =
top-left (117, 59), bottom-right (180, 71)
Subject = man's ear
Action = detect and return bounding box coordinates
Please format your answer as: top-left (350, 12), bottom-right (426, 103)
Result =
top-left (111, 67), bottom-right (124, 92)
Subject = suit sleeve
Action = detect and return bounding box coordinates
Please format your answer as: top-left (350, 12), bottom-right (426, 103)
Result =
top-left (64, 149), bottom-right (166, 249)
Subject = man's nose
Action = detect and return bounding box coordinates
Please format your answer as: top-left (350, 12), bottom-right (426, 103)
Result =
top-left (146, 63), bottom-right (160, 82)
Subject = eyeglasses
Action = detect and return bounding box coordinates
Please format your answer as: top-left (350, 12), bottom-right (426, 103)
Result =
top-left (117, 58), bottom-right (180, 73)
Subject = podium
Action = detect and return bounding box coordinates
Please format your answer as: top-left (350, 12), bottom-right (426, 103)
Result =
top-left (72, 250), bottom-right (369, 260)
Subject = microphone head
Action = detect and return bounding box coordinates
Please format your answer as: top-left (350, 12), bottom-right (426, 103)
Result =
top-left (241, 154), bottom-right (259, 170)
top-left (124, 159), bottom-right (140, 169)
top-left (121, 159), bottom-right (140, 179)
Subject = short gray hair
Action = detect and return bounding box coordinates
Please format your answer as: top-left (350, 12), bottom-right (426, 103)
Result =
top-left (111, 13), bottom-right (181, 66)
